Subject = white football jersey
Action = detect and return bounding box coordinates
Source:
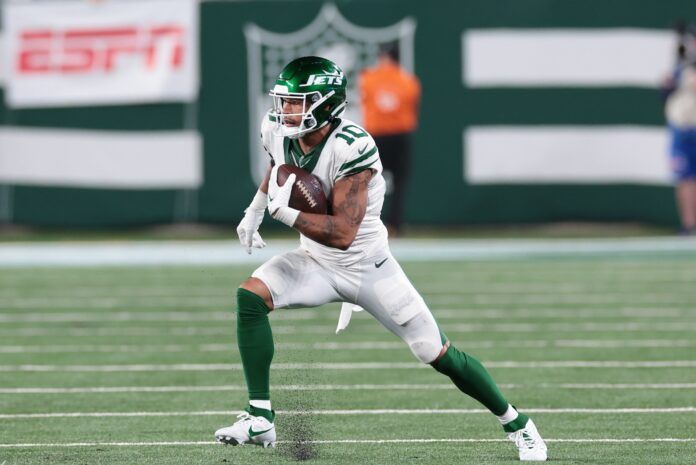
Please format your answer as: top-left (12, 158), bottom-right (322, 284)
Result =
top-left (261, 113), bottom-right (388, 265)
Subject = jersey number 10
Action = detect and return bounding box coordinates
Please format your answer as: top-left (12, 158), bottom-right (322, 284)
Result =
top-left (335, 125), bottom-right (368, 145)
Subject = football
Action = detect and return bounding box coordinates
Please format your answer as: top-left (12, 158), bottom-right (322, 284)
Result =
top-left (276, 164), bottom-right (328, 214)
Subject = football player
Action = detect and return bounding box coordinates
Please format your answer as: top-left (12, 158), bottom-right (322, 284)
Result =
top-left (214, 56), bottom-right (547, 461)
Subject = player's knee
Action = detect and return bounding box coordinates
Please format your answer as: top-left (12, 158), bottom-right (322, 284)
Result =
top-left (238, 277), bottom-right (274, 310)
top-left (408, 340), bottom-right (442, 364)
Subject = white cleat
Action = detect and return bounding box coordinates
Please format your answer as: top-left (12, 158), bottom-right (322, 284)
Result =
top-left (214, 411), bottom-right (276, 448)
top-left (507, 419), bottom-right (548, 461)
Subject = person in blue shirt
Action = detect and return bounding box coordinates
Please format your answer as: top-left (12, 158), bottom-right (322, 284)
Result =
top-left (663, 22), bottom-right (696, 235)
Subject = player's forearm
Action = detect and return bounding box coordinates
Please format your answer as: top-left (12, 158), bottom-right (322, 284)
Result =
top-left (293, 212), bottom-right (358, 250)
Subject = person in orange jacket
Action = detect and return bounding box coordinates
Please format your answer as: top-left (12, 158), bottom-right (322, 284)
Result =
top-left (359, 44), bottom-right (421, 236)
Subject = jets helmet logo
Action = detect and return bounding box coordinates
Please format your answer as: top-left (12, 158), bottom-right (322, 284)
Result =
top-left (299, 71), bottom-right (344, 87)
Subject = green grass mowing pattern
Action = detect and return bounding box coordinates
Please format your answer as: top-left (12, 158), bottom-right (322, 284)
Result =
top-left (1, 257), bottom-right (696, 464)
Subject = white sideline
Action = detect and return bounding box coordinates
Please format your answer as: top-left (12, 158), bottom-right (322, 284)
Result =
top-left (1, 361), bottom-right (695, 372)
top-left (2, 383), bottom-right (696, 394)
top-left (1, 237), bottom-right (696, 267)
top-left (1, 407), bottom-right (694, 419)
top-left (0, 438), bottom-right (694, 448)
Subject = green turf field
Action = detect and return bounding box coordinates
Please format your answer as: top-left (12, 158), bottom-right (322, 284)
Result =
top-left (1, 253), bottom-right (695, 464)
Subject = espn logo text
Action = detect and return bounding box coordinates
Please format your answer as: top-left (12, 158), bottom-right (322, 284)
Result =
top-left (17, 25), bottom-right (186, 75)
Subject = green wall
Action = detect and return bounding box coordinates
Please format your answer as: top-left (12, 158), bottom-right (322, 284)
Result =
top-left (2, 0), bottom-right (695, 228)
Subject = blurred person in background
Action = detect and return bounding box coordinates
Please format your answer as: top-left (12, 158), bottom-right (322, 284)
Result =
top-left (359, 44), bottom-right (421, 236)
top-left (662, 22), bottom-right (696, 235)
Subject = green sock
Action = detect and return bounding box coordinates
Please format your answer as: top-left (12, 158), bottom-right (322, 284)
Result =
top-left (433, 344), bottom-right (509, 415)
top-left (246, 405), bottom-right (275, 423)
top-left (236, 288), bottom-right (274, 402)
top-left (503, 409), bottom-right (530, 433)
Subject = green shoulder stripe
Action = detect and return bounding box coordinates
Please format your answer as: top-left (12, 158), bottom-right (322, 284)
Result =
top-left (337, 154), bottom-right (377, 176)
top-left (335, 160), bottom-right (377, 180)
top-left (338, 146), bottom-right (378, 172)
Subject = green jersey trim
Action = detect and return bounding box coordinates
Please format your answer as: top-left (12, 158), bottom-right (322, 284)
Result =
top-left (282, 120), bottom-right (339, 173)
top-left (282, 138), bottom-right (322, 173)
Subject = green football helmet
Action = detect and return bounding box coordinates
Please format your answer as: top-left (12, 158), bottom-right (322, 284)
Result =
top-left (269, 56), bottom-right (347, 139)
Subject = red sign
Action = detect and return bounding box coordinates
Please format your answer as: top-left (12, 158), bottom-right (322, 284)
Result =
top-left (18, 25), bottom-right (185, 75)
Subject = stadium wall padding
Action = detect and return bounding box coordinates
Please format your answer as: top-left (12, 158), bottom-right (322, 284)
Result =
top-left (2, 0), bottom-right (695, 228)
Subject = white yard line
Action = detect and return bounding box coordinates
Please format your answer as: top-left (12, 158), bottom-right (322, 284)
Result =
top-left (0, 286), bottom-right (231, 298)
top-left (552, 339), bottom-right (696, 348)
top-left (433, 308), bottom-right (692, 319)
top-left (2, 383), bottom-right (695, 395)
top-left (2, 339), bottom-right (692, 354)
top-left (0, 361), bottom-right (695, 372)
top-left (420, 283), bottom-right (696, 293)
top-left (428, 295), bottom-right (696, 305)
top-left (0, 266), bottom-right (690, 277)
top-left (550, 383), bottom-right (696, 389)
top-left (2, 276), bottom-right (696, 293)
top-left (0, 327), bottom-right (233, 337)
top-left (0, 311), bottom-right (312, 323)
top-left (1, 408), bottom-right (694, 420)
top-left (0, 297), bottom-right (232, 309)
top-left (0, 438), bottom-right (694, 448)
top-left (3, 322), bottom-right (695, 338)
top-left (0, 312), bottom-right (233, 323)
top-left (0, 438), bottom-right (694, 447)
top-left (2, 284), bottom-right (695, 298)
top-left (2, 293), bottom-right (696, 309)
top-left (0, 384), bottom-right (463, 394)
top-left (1, 339), bottom-right (693, 354)
top-left (1, 308), bottom-right (691, 323)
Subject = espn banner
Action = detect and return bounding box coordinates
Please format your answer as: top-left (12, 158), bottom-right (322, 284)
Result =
top-left (2, 0), bottom-right (199, 108)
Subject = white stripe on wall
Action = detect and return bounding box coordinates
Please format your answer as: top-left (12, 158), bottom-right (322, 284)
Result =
top-left (0, 127), bottom-right (202, 188)
top-left (0, 32), bottom-right (5, 86)
top-left (464, 126), bottom-right (671, 184)
top-left (463, 29), bottom-right (674, 87)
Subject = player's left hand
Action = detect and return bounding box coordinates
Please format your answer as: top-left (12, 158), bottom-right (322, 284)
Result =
top-left (267, 165), bottom-right (298, 226)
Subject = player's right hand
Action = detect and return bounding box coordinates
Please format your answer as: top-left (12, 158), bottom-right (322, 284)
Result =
top-left (236, 207), bottom-right (266, 254)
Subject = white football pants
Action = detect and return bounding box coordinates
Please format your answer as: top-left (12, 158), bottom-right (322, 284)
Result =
top-left (252, 247), bottom-right (444, 364)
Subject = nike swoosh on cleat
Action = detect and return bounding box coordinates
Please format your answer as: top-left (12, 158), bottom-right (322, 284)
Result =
top-left (248, 426), bottom-right (273, 438)
top-left (375, 258), bottom-right (388, 268)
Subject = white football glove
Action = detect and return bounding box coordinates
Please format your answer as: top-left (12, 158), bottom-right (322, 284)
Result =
top-left (267, 165), bottom-right (300, 227)
top-left (236, 190), bottom-right (267, 254)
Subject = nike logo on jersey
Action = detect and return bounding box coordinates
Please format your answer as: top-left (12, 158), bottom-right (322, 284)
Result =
top-left (248, 426), bottom-right (273, 438)
top-left (375, 258), bottom-right (389, 268)
top-left (358, 144), bottom-right (371, 155)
